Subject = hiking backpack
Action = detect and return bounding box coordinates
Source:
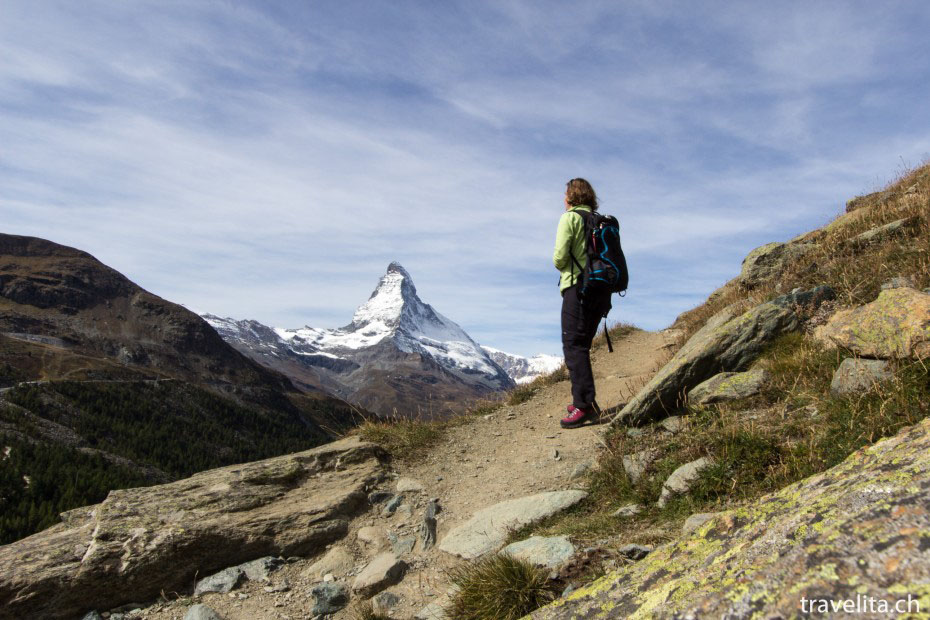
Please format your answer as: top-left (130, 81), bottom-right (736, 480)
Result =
top-left (569, 208), bottom-right (630, 352)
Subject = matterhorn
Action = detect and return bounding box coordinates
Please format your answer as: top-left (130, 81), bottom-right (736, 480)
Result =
top-left (203, 263), bottom-right (514, 417)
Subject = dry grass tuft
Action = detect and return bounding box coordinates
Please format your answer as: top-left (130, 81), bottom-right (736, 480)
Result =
top-left (355, 415), bottom-right (447, 461)
top-left (351, 601), bottom-right (391, 620)
top-left (445, 554), bottom-right (558, 620)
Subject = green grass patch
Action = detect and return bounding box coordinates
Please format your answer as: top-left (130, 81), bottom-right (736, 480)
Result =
top-left (355, 417), bottom-right (446, 460)
top-left (446, 554), bottom-right (557, 620)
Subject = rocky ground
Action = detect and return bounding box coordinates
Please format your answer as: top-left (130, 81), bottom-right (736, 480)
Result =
top-left (129, 328), bottom-right (676, 620)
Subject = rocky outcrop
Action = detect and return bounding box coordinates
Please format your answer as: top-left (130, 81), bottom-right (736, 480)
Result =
top-left (851, 216), bottom-right (919, 247)
top-left (612, 286), bottom-right (835, 425)
top-left (845, 189), bottom-right (891, 213)
top-left (738, 242), bottom-right (817, 289)
top-left (815, 287), bottom-right (930, 359)
top-left (0, 437), bottom-right (387, 620)
top-left (438, 491), bottom-right (587, 560)
top-left (688, 368), bottom-right (769, 405)
top-left (532, 418), bottom-right (930, 619)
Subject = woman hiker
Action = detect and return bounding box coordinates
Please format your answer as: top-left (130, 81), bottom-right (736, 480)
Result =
top-left (553, 178), bottom-right (612, 429)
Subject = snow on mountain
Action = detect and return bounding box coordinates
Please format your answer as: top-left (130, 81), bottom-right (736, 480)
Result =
top-left (482, 347), bottom-right (564, 384)
top-left (201, 263), bottom-right (513, 411)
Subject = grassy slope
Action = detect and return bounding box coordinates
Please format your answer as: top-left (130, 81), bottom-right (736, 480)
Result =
top-left (516, 162), bottom-right (930, 579)
top-left (332, 165), bottom-right (929, 618)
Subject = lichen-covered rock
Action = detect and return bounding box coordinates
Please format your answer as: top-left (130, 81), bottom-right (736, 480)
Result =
top-left (815, 287), bottom-right (930, 359)
top-left (830, 358), bottom-right (893, 395)
top-left (612, 287), bottom-right (834, 425)
top-left (0, 437), bottom-right (387, 620)
top-left (530, 418), bottom-right (930, 619)
top-left (738, 242), bottom-right (817, 289)
top-left (657, 457), bottom-right (714, 508)
top-left (688, 369), bottom-right (770, 405)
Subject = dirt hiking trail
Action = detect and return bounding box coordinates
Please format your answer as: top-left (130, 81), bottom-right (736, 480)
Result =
top-left (146, 327), bottom-right (677, 620)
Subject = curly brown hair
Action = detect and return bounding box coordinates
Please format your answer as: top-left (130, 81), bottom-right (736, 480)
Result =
top-left (565, 178), bottom-right (599, 211)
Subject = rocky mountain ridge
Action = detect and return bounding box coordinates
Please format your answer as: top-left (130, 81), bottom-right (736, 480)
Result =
top-left (203, 262), bottom-right (515, 417)
top-left (0, 233), bottom-right (359, 544)
top-left (480, 347), bottom-right (563, 385)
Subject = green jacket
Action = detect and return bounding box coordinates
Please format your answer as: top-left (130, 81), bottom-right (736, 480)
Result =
top-left (553, 205), bottom-right (591, 292)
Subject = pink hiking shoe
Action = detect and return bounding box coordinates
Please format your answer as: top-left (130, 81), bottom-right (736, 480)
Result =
top-left (560, 405), bottom-right (594, 429)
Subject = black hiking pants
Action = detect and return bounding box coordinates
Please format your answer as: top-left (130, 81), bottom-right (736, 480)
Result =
top-left (561, 284), bottom-right (611, 409)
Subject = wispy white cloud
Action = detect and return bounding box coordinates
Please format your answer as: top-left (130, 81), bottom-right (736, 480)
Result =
top-left (2, 0), bottom-right (929, 356)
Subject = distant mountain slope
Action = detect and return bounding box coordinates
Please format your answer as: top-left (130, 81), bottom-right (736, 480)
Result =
top-left (481, 347), bottom-right (563, 384)
top-left (0, 233), bottom-right (361, 543)
top-left (203, 262), bottom-right (515, 417)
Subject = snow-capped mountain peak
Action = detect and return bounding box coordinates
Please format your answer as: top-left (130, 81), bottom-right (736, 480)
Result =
top-left (350, 262), bottom-right (415, 329)
top-left (200, 263), bottom-right (515, 415)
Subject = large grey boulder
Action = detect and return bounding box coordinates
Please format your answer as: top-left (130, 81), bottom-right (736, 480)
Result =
top-left (738, 242), bottom-right (817, 289)
top-left (830, 358), bottom-right (893, 395)
top-left (439, 490), bottom-right (587, 559)
top-left (612, 287), bottom-right (834, 425)
top-left (657, 457), bottom-right (715, 508)
top-left (0, 437), bottom-right (387, 620)
top-left (500, 536), bottom-right (575, 570)
top-left (688, 369), bottom-right (770, 405)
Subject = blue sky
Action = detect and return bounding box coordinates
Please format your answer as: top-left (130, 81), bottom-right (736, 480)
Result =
top-left (2, 1), bottom-right (929, 357)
